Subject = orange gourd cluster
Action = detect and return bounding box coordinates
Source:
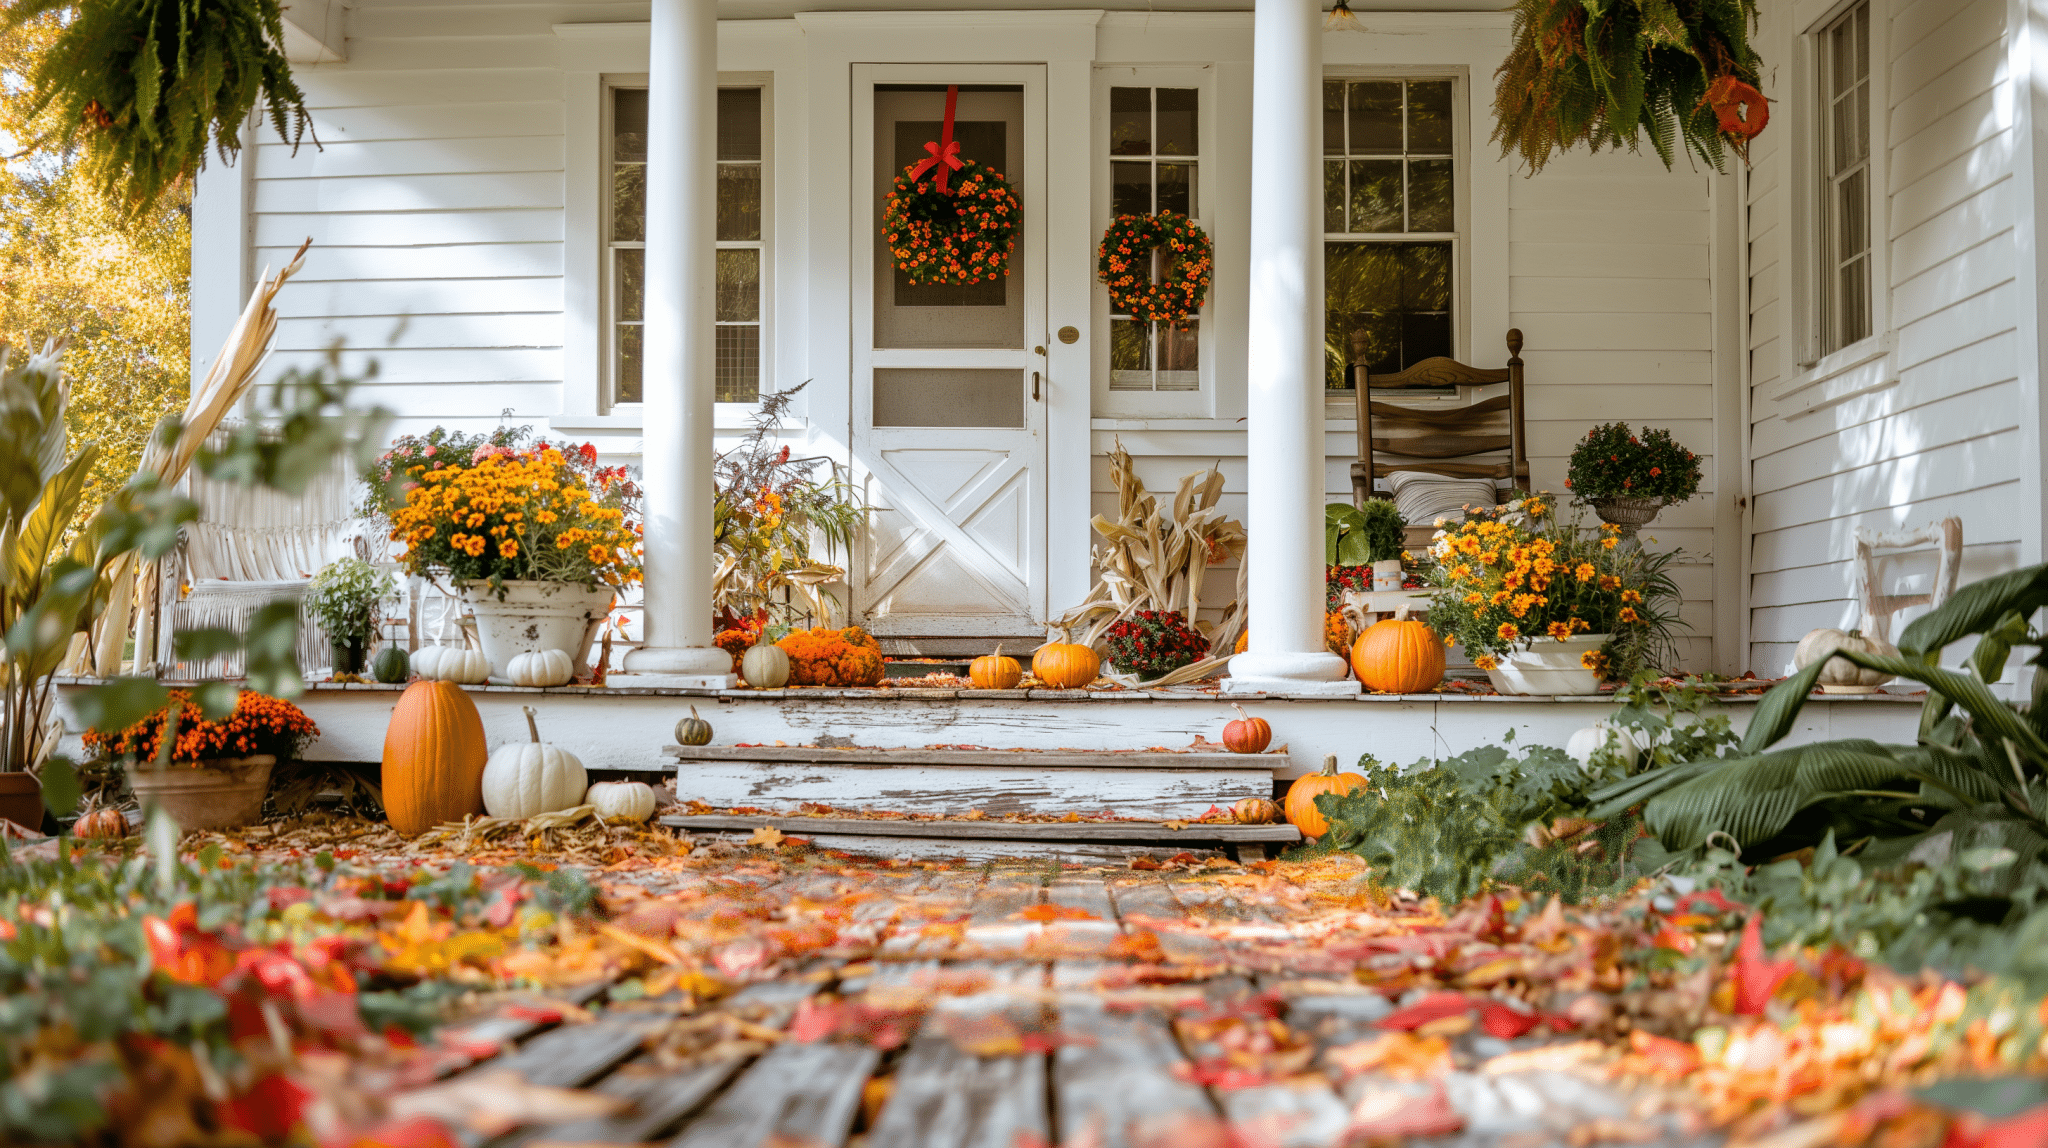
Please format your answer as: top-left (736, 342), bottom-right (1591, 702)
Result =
top-left (389, 444), bottom-right (642, 589)
top-left (776, 626), bottom-right (886, 687)
top-left (83, 690), bottom-right (318, 765)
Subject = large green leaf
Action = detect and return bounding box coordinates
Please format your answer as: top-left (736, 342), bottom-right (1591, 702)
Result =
top-left (4, 445), bottom-right (98, 600)
top-left (1738, 658), bottom-right (1828, 753)
top-left (1827, 650), bottom-right (2048, 764)
top-left (1898, 564), bottom-right (2048, 657)
top-left (1640, 739), bottom-right (1909, 850)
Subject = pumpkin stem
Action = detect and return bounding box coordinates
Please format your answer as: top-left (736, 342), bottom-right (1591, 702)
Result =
top-left (1321, 753), bottom-right (1339, 776)
top-left (993, 643), bottom-right (1004, 659)
top-left (1231, 703), bottom-right (1251, 722)
top-left (523, 705), bottom-right (540, 743)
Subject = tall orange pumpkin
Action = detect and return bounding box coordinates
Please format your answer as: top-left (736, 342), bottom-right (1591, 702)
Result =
top-left (1350, 617), bottom-right (1447, 693)
top-left (1032, 641), bottom-right (1100, 689)
top-left (381, 680), bottom-right (488, 835)
top-left (1284, 754), bottom-right (1368, 839)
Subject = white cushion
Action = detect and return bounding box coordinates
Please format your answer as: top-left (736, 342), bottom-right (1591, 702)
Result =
top-left (1385, 471), bottom-right (1500, 527)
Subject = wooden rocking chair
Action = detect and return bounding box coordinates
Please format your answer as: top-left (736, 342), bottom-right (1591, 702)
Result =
top-left (1349, 329), bottom-right (1530, 512)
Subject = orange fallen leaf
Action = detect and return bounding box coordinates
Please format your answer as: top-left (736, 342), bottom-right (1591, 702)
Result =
top-left (748, 826), bottom-right (785, 848)
top-left (1018, 904), bottom-right (1100, 922)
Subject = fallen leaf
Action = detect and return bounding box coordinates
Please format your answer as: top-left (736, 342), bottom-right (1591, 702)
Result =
top-left (1345, 1083), bottom-right (1464, 1138)
top-left (387, 1071), bottom-right (628, 1135)
top-left (748, 825), bottom-right (786, 848)
top-left (1731, 914), bottom-right (1796, 1015)
top-left (1375, 991), bottom-right (1471, 1031)
top-left (1018, 904), bottom-right (1100, 922)
top-left (1325, 1032), bottom-right (1453, 1080)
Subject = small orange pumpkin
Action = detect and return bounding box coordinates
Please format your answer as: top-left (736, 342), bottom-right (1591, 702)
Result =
top-left (1284, 754), bottom-right (1368, 839)
top-left (969, 645), bottom-right (1023, 690)
top-left (381, 679), bottom-right (488, 836)
top-left (1221, 705), bottom-right (1271, 754)
top-left (1032, 639), bottom-right (1100, 689)
top-left (75, 807), bottom-right (128, 840)
top-left (1232, 797), bottom-right (1282, 825)
top-left (1351, 616), bottom-right (1446, 694)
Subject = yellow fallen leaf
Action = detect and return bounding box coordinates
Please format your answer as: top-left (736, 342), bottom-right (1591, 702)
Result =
top-left (1061, 812), bottom-right (1082, 823)
top-left (1162, 820), bottom-right (1189, 831)
top-left (748, 825), bottom-right (785, 848)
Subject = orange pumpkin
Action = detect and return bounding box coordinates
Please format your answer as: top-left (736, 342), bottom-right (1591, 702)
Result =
top-left (1351, 617), bottom-right (1446, 693)
top-left (1221, 704), bottom-right (1271, 754)
top-left (969, 645), bottom-right (1023, 690)
top-left (1284, 754), bottom-right (1368, 839)
top-left (1232, 797), bottom-right (1282, 825)
top-left (75, 807), bottom-right (128, 840)
top-left (1032, 641), bottom-right (1100, 689)
top-left (381, 680), bottom-right (488, 836)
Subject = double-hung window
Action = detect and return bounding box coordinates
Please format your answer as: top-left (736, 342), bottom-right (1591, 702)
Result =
top-left (1817, 2), bottom-right (1871, 356)
top-left (1107, 86), bottom-right (1201, 392)
top-left (1322, 78), bottom-right (1456, 390)
top-left (607, 86), bottom-right (765, 407)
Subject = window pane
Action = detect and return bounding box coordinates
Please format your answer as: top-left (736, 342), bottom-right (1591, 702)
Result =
top-left (1157, 320), bottom-right (1199, 390)
top-left (1109, 318), bottom-right (1152, 389)
top-left (717, 162), bottom-right (761, 240)
top-left (616, 248), bottom-right (643, 321)
top-left (1325, 161), bottom-right (1347, 232)
top-left (1110, 87), bottom-right (1151, 156)
top-left (715, 326), bottom-right (759, 403)
top-left (1839, 255), bottom-right (1870, 346)
top-left (1349, 159), bottom-right (1403, 232)
top-left (1347, 81), bottom-right (1403, 154)
top-left (1326, 241), bottom-right (1453, 386)
top-left (1830, 20), bottom-right (1853, 94)
top-left (1836, 168), bottom-right (1867, 265)
top-left (1408, 157), bottom-right (1454, 232)
top-left (1854, 5), bottom-right (1869, 80)
top-left (1326, 243), bottom-right (1400, 313)
top-left (1157, 162), bottom-right (1194, 215)
top-left (612, 163), bottom-right (645, 242)
top-left (1402, 310), bottom-right (1452, 366)
top-left (1112, 161), bottom-right (1152, 217)
top-left (616, 324), bottom-right (642, 404)
top-left (1323, 81), bottom-right (1347, 155)
top-left (717, 88), bottom-right (761, 161)
top-left (1156, 88), bottom-right (1198, 156)
top-left (614, 88), bottom-right (647, 162)
top-left (716, 249), bottom-right (760, 322)
top-left (1401, 242), bottom-right (1451, 310)
top-left (1407, 80), bottom-right (1453, 153)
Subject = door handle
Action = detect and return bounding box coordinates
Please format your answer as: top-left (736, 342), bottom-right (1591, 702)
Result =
top-left (1032, 371), bottom-right (1042, 401)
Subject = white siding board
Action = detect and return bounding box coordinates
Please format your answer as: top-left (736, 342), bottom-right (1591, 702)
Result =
top-left (254, 172), bottom-right (566, 213)
top-left (253, 209), bottom-right (564, 247)
top-left (276, 313), bottom-right (564, 350)
top-left (1890, 180), bottom-right (2012, 283)
top-left (264, 243), bottom-right (564, 281)
top-left (1508, 209), bottom-right (1707, 246)
top-left (1751, 485), bottom-right (2024, 575)
top-left (1895, 280), bottom-right (2017, 371)
top-left (1890, 132), bottom-right (2013, 236)
top-left (1752, 331), bottom-right (2018, 458)
top-left (1514, 350), bottom-right (1712, 384)
top-left (298, 70), bottom-right (565, 109)
top-left (1889, 82), bottom-right (2012, 192)
top-left (255, 137), bottom-right (563, 179)
top-left (273, 278), bottom-right (562, 317)
top-left (1751, 431), bottom-right (2020, 533)
top-left (1888, 37), bottom-right (2005, 146)
top-left (1506, 242), bottom-right (1709, 279)
top-left (1889, 0), bottom-right (2004, 98)
top-left (315, 348), bottom-right (563, 384)
top-left (1751, 378), bottom-right (2018, 493)
top-left (306, 101), bottom-right (568, 143)
top-left (340, 38), bottom-right (565, 72)
top-left (1891, 233), bottom-right (2015, 326)
top-left (1509, 277), bottom-right (1711, 313)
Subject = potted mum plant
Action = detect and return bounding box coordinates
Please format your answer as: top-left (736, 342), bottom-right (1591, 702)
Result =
top-left (1423, 495), bottom-right (1682, 694)
top-left (1105, 610), bottom-right (1212, 681)
top-left (83, 690), bottom-right (319, 830)
top-left (1565, 423), bottom-right (1702, 539)
top-left (305, 556), bottom-right (397, 676)
top-left (389, 440), bottom-right (641, 680)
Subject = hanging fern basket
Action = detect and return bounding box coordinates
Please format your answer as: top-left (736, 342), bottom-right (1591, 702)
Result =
top-left (1492, 0), bottom-right (1768, 175)
top-left (5, 0), bottom-right (315, 222)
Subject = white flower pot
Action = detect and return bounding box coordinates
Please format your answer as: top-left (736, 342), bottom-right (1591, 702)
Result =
top-left (1484, 633), bottom-right (1610, 696)
top-left (1371, 559), bottom-right (1404, 592)
top-left (459, 580), bottom-right (615, 682)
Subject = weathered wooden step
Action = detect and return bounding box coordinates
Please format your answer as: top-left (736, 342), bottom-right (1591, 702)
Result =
top-left (659, 812), bottom-right (1299, 863)
top-left (665, 745), bottom-right (1278, 819)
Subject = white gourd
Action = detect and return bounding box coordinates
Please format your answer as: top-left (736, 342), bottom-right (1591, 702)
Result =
top-left (1793, 627), bottom-right (1897, 693)
top-left (741, 643), bottom-right (791, 689)
top-left (481, 706), bottom-right (588, 819)
top-left (411, 645), bottom-right (491, 684)
top-left (508, 648), bottom-right (575, 687)
top-left (587, 780), bottom-right (657, 823)
top-left (1565, 721), bottom-right (1643, 770)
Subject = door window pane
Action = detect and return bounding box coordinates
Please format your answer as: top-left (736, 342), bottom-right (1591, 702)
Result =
top-left (1157, 163), bottom-right (1195, 216)
top-left (1110, 86), bottom-right (1151, 155)
top-left (1104, 84), bottom-right (1204, 392)
top-left (1112, 161), bottom-right (1152, 217)
top-left (1155, 88), bottom-right (1199, 155)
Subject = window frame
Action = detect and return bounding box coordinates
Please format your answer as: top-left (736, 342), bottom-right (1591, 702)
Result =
top-left (1319, 71), bottom-right (1467, 397)
top-left (1318, 66), bottom-right (1469, 413)
top-left (599, 73), bottom-right (774, 416)
top-left (1816, 0), bottom-right (1873, 359)
top-left (1091, 65), bottom-right (1215, 417)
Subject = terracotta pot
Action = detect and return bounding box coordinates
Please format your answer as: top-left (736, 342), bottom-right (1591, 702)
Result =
top-left (0, 772), bottom-right (44, 835)
top-left (127, 756), bottom-right (275, 831)
top-left (458, 580), bottom-right (613, 682)
top-left (1588, 496), bottom-right (1663, 538)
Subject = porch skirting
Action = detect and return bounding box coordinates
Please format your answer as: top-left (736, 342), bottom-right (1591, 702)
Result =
top-left (53, 679), bottom-right (1923, 782)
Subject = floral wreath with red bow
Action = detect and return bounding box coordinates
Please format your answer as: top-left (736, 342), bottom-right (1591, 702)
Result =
top-left (881, 87), bottom-right (1021, 287)
top-left (1096, 211), bottom-right (1214, 327)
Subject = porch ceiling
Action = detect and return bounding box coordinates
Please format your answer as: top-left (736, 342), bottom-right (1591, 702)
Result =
top-left (704, 0), bottom-right (1500, 18)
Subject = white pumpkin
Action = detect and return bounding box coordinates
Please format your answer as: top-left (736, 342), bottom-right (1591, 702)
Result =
top-left (411, 645), bottom-right (491, 684)
top-left (587, 780), bottom-right (657, 823)
top-left (481, 706), bottom-right (588, 819)
top-left (741, 643), bottom-right (791, 689)
top-left (508, 648), bottom-right (575, 688)
top-left (1565, 721), bottom-right (1643, 771)
top-left (1794, 627), bottom-right (1897, 693)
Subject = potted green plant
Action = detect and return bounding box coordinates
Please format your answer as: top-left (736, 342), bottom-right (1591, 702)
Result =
top-left (305, 557), bottom-right (397, 676)
top-left (1565, 423), bottom-right (1703, 540)
top-left (1327, 500), bottom-right (1408, 590)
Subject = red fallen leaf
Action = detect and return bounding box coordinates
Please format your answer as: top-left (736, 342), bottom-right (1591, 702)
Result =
top-left (1375, 991), bottom-right (1472, 1031)
top-left (217, 1072), bottom-right (312, 1142)
top-left (499, 1004), bottom-right (562, 1024)
top-left (1018, 904), bottom-right (1100, 922)
top-left (1627, 1028), bottom-right (1699, 1078)
top-left (484, 886), bottom-right (521, 929)
top-left (1731, 914), bottom-right (1796, 1015)
top-left (1167, 852), bottom-right (1198, 864)
top-left (1173, 1057), bottom-right (1270, 1090)
top-left (1477, 1001), bottom-right (1541, 1039)
top-left (1944, 1101), bottom-right (2048, 1148)
top-left (343, 1116), bottom-right (461, 1148)
top-left (1676, 887), bottom-right (1744, 915)
top-left (1130, 857), bottom-right (1163, 871)
top-left (142, 902), bottom-right (237, 986)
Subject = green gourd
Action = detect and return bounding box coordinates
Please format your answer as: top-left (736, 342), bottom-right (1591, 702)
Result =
top-left (675, 706), bottom-right (713, 746)
top-left (371, 645), bottom-right (411, 684)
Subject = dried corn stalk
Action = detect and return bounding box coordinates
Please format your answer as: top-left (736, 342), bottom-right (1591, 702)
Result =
top-left (1056, 439), bottom-right (1247, 658)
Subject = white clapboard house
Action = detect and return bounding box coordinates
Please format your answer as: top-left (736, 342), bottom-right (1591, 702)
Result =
top-left (154, 0), bottom-right (2029, 845)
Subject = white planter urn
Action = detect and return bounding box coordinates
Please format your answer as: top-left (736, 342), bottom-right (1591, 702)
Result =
top-left (1484, 632), bottom-right (1611, 696)
top-left (459, 580), bottom-right (615, 682)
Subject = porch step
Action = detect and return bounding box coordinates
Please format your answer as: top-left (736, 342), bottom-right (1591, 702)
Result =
top-left (664, 744), bottom-right (1277, 821)
top-left (658, 811), bottom-right (1300, 864)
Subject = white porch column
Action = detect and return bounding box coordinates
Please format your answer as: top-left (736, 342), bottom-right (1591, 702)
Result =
top-left (618, 0), bottom-right (736, 687)
top-left (1226, 0), bottom-right (1357, 696)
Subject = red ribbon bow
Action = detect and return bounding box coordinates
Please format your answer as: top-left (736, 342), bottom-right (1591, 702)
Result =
top-left (908, 84), bottom-right (964, 192)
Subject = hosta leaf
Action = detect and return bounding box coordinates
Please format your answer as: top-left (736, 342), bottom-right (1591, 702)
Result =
top-left (1898, 564), bottom-right (2048, 657)
top-left (1739, 658), bottom-right (1828, 753)
top-left (1639, 739), bottom-right (1907, 850)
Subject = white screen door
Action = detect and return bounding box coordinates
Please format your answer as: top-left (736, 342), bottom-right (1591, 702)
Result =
top-left (852, 69), bottom-right (1048, 642)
